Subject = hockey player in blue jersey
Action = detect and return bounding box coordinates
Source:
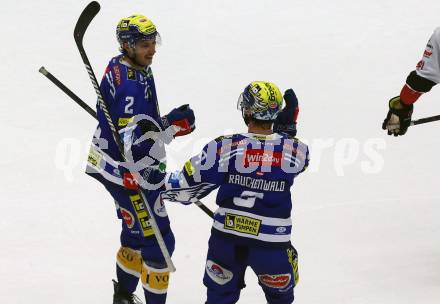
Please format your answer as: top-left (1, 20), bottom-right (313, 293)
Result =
top-left (85, 15), bottom-right (195, 304)
top-left (162, 81), bottom-right (309, 304)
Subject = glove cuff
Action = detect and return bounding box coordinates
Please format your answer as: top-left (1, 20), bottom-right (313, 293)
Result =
top-left (389, 96), bottom-right (413, 111)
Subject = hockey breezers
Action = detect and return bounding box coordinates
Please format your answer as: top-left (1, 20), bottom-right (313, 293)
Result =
top-left (39, 66), bottom-right (214, 219)
top-left (72, 1), bottom-right (175, 271)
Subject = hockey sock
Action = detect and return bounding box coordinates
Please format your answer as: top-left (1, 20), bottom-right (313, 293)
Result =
top-left (116, 246), bottom-right (143, 293)
top-left (141, 261), bottom-right (170, 304)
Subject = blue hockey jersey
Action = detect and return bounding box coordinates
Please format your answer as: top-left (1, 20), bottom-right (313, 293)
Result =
top-left (86, 54), bottom-right (168, 188)
top-left (163, 133), bottom-right (310, 247)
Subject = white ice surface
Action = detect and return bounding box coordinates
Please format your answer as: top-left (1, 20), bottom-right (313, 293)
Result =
top-left (1, 0), bottom-right (440, 303)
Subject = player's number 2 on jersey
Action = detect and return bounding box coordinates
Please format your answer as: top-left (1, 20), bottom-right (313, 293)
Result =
top-left (125, 96), bottom-right (134, 114)
top-left (233, 191), bottom-right (264, 208)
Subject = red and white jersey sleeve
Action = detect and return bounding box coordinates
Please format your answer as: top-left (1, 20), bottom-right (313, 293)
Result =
top-left (416, 27), bottom-right (440, 84)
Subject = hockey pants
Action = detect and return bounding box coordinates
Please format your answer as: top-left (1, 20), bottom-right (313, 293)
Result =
top-left (203, 234), bottom-right (298, 304)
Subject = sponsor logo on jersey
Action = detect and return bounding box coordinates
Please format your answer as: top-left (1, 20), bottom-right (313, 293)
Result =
top-left (244, 149), bottom-right (282, 167)
top-left (205, 260), bottom-right (233, 285)
top-left (129, 195), bottom-right (153, 237)
top-left (113, 168), bottom-right (121, 177)
top-left (258, 274), bottom-right (291, 289)
top-left (123, 173), bottom-right (139, 190)
top-left (142, 264), bottom-right (170, 291)
top-left (276, 226), bottom-right (287, 234)
top-left (87, 147), bottom-right (103, 167)
top-left (252, 135), bottom-right (268, 140)
top-left (423, 50), bottom-right (433, 58)
top-left (127, 68), bottom-right (136, 81)
top-left (113, 65), bottom-right (122, 86)
top-left (224, 213), bottom-right (261, 236)
top-left (228, 174), bottom-right (286, 192)
top-left (118, 117), bottom-right (134, 126)
top-left (120, 207), bottom-right (135, 229)
top-left (147, 272), bottom-right (170, 290)
top-left (184, 160), bottom-right (195, 176)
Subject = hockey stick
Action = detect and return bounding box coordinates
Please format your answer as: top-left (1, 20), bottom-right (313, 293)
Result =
top-left (39, 66), bottom-right (214, 219)
top-left (73, 1), bottom-right (176, 271)
top-left (411, 114), bottom-right (440, 126)
top-left (39, 67), bottom-right (97, 119)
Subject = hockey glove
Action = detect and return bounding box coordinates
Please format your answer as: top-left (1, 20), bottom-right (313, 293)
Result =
top-left (162, 104), bottom-right (195, 137)
top-left (382, 96), bottom-right (413, 136)
top-left (273, 89), bottom-right (299, 137)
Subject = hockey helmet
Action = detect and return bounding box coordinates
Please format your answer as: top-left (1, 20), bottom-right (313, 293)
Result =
top-left (116, 14), bottom-right (161, 49)
top-left (237, 81), bottom-right (283, 123)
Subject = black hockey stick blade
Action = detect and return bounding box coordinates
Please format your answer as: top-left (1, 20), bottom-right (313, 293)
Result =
top-left (411, 114), bottom-right (440, 126)
top-left (74, 1), bottom-right (100, 47)
top-left (194, 201), bottom-right (214, 218)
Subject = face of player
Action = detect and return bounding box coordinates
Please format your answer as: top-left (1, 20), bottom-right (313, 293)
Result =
top-left (135, 39), bottom-right (156, 66)
top-left (125, 39), bottom-right (157, 68)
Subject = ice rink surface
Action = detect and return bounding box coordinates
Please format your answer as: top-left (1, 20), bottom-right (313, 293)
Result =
top-left (1, 0), bottom-right (440, 303)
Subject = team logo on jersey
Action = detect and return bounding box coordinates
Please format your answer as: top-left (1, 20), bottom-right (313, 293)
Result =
top-left (243, 149), bottom-right (282, 167)
top-left (258, 274), bottom-right (292, 289)
top-left (120, 207), bottom-right (135, 229)
top-left (224, 213), bottom-right (261, 236)
top-left (205, 260), bottom-right (233, 285)
top-left (127, 68), bottom-right (136, 81)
